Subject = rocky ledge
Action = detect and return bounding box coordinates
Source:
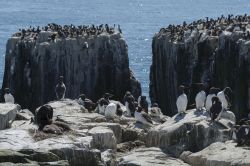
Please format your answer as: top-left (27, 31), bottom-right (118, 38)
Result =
top-left (2, 24), bottom-right (141, 110)
top-left (150, 15), bottom-right (250, 118)
top-left (146, 108), bottom-right (235, 156)
top-left (0, 99), bottom-right (249, 166)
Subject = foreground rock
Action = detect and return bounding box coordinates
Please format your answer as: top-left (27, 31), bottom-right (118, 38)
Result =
top-left (0, 128), bottom-right (101, 166)
top-left (0, 99), bottom-right (143, 165)
top-left (146, 109), bottom-right (234, 156)
top-left (0, 103), bottom-right (20, 130)
top-left (180, 141), bottom-right (250, 166)
top-left (119, 147), bottom-right (190, 166)
top-left (2, 25), bottom-right (141, 110)
top-left (150, 15), bottom-right (250, 118)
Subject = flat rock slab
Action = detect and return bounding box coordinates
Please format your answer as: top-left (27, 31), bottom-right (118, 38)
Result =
top-left (180, 141), bottom-right (250, 166)
top-left (118, 147), bottom-right (190, 166)
top-left (0, 103), bottom-right (20, 130)
top-left (0, 129), bottom-right (34, 150)
top-left (0, 128), bottom-right (102, 166)
top-left (45, 100), bottom-right (105, 129)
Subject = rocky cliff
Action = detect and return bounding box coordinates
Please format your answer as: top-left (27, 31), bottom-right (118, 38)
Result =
top-left (2, 25), bottom-right (141, 110)
top-left (150, 15), bottom-right (250, 118)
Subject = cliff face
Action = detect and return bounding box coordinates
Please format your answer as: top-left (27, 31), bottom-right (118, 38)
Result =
top-left (2, 30), bottom-right (141, 110)
top-left (150, 24), bottom-right (250, 118)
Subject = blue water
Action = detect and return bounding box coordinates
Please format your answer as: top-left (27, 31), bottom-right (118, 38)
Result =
top-left (0, 0), bottom-right (250, 97)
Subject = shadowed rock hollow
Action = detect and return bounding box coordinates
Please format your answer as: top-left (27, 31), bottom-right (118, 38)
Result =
top-left (150, 15), bottom-right (250, 118)
top-left (2, 24), bottom-right (141, 110)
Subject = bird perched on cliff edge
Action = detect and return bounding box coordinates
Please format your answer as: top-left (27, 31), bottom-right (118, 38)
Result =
top-left (4, 88), bottom-right (15, 104)
top-left (205, 87), bottom-right (216, 112)
top-left (176, 85), bottom-right (188, 114)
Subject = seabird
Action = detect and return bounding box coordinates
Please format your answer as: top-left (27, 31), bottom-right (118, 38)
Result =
top-left (176, 85), bottom-right (188, 114)
top-left (205, 87), bottom-right (216, 111)
top-left (210, 96), bottom-right (222, 122)
top-left (195, 83), bottom-right (206, 111)
top-left (4, 88), bottom-right (15, 104)
top-left (217, 87), bottom-right (233, 111)
top-left (55, 76), bottom-right (66, 100)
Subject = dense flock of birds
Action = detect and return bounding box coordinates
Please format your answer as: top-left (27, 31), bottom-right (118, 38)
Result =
top-left (12, 23), bottom-right (122, 41)
top-left (158, 14), bottom-right (250, 42)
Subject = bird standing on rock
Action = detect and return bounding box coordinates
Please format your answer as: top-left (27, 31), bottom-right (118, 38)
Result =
top-left (55, 76), bottom-right (66, 100)
top-left (210, 96), bottom-right (222, 123)
top-left (217, 87), bottom-right (232, 111)
top-left (123, 91), bottom-right (135, 117)
top-left (4, 88), bottom-right (15, 104)
top-left (176, 85), bottom-right (188, 114)
top-left (138, 96), bottom-right (149, 113)
top-left (195, 83), bottom-right (206, 111)
top-left (97, 93), bottom-right (112, 114)
top-left (205, 87), bottom-right (217, 112)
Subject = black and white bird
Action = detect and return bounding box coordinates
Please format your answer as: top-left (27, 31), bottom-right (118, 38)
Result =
top-left (55, 76), bottom-right (66, 100)
top-left (205, 87), bottom-right (216, 111)
top-left (195, 83), bottom-right (206, 111)
top-left (138, 96), bottom-right (149, 113)
top-left (217, 87), bottom-right (233, 111)
top-left (123, 91), bottom-right (135, 117)
top-left (4, 88), bottom-right (15, 104)
top-left (176, 85), bottom-right (188, 114)
top-left (97, 93), bottom-right (112, 114)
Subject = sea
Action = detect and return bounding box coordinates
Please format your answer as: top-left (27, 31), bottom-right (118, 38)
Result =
top-left (0, 0), bottom-right (250, 98)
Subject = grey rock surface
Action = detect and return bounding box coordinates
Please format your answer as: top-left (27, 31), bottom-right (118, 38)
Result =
top-left (180, 141), bottom-right (250, 166)
top-left (0, 103), bottom-right (20, 130)
top-left (146, 109), bottom-right (234, 156)
top-left (118, 147), bottom-right (190, 166)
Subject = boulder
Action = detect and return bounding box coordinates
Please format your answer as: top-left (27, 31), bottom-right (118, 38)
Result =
top-left (88, 126), bottom-right (117, 150)
top-left (0, 128), bottom-right (102, 166)
top-left (180, 141), bottom-right (250, 166)
top-left (2, 29), bottom-right (141, 110)
top-left (0, 103), bottom-right (20, 130)
top-left (146, 109), bottom-right (233, 156)
top-left (118, 147), bottom-right (190, 166)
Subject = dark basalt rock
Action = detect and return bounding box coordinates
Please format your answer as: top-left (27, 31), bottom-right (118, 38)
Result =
top-left (150, 15), bottom-right (250, 118)
top-left (2, 24), bottom-right (141, 110)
